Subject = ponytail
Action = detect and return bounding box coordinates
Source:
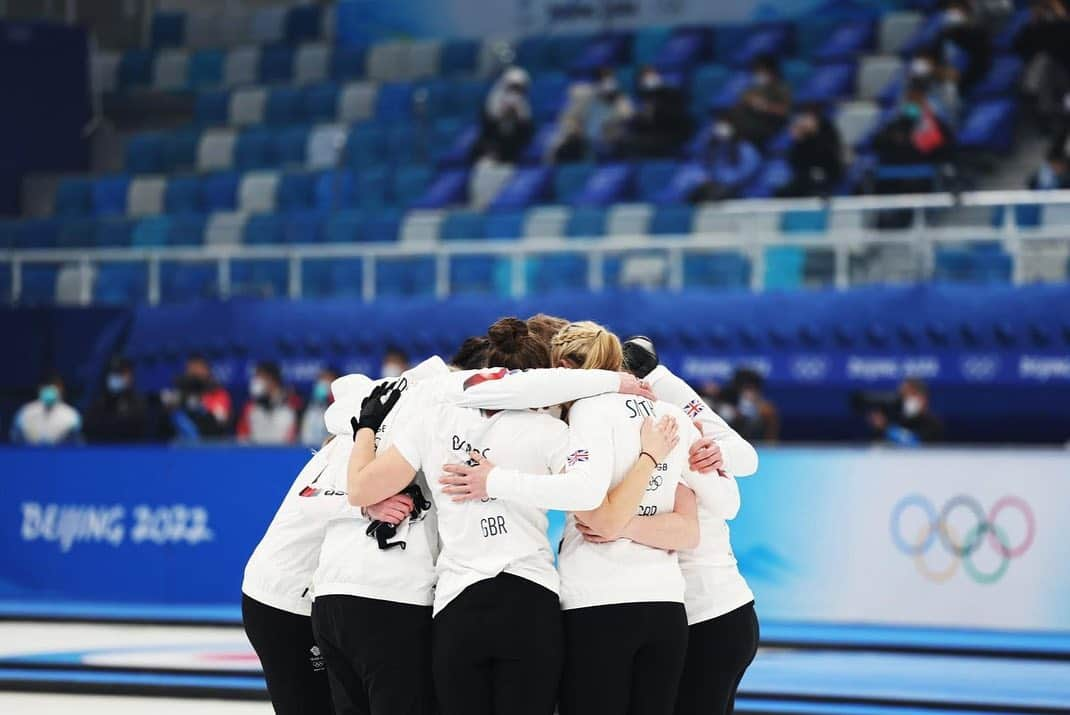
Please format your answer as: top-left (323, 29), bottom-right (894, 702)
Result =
top-left (550, 321), bottom-right (624, 371)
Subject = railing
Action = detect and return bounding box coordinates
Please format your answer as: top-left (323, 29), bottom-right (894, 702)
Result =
top-left (5, 190), bottom-right (1070, 305)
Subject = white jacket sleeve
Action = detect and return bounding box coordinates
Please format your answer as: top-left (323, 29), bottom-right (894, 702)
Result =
top-left (295, 440), bottom-right (356, 519)
top-left (646, 365), bottom-right (759, 477)
top-left (486, 400), bottom-right (614, 511)
top-left (451, 368), bottom-right (620, 410)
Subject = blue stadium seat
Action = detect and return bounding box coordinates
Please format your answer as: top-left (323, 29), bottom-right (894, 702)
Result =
top-left (566, 207), bottom-right (607, 237)
top-left (232, 259), bottom-right (288, 298)
top-left (812, 19), bottom-right (874, 62)
top-left (655, 28), bottom-right (710, 72)
top-left (376, 257), bottom-right (435, 297)
top-left (440, 210), bottom-right (486, 241)
top-left (484, 211), bottom-right (526, 240)
top-left (689, 64), bottom-right (730, 117)
top-left (195, 90), bottom-right (230, 124)
top-left (994, 8), bottom-right (1031, 51)
top-left (57, 218), bottom-right (95, 247)
top-left (304, 258), bottom-right (364, 298)
top-left (968, 55), bottom-right (1024, 101)
top-left (243, 214), bottom-right (285, 244)
top-left (312, 169), bottom-right (355, 211)
top-left (20, 265), bottom-right (59, 304)
top-left (795, 63), bottom-right (856, 103)
top-left (634, 26), bottom-right (671, 66)
top-left (362, 209), bottom-right (402, 243)
top-left (53, 178), bottom-right (93, 217)
top-left (163, 175), bottom-right (201, 213)
top-left (935, 247), bottom-right (1013, 283)
top-left (234, 127), bottom-right (275, 170)
top-left (571, 34), bottom-right (631, 74)
top-left (637, 161), bottom-right (681, 202)
top-left (273, 125), bottom-right (311, 167)
top-left (284, 4), bottom-right (323, 44)
top-left (375, 82), bottom-right (414, 121)
top-left (529, 72), bottom-right (570, 122)
top-left (258, 45), bottom-right (295, 84)
top-left (743, 158), bottom-right (793, 198)
top-left (344, 124), bottom-right (388, 166)
top-left (132, 216), bottom-right (172, 247)
top-left (94, 264), bottom-right (147, 304)
top-left (167, 214), bottom-right (208, 245)
top-left (94, 218), bottom-right (135, 247)
top-left (553, 163), bottom-right (596, 203)
top-left (516, 36), bottom-right (553, 74)
top-left (151, 11), bottom-right (185, 48)
top-left (412, 168), bottom-right (468, 209)
top-left (329, 45), bottom-right (367, 80)
top-left (189, 49), bottom-right (224, 88)
top-left (161, 129), bottom-right (200, 171)
top-left (324, 209), bottom-right (365, 243)
top-left (764, 246), bottom-right (806, 289)
top-left (958, 100), bottom-right (1017, 153)
top-left (573, 164), bottom-right (635, 207)
top-left (302, 82), bottom-right (340, 123)
top-left (440, 39), bottom-right (479, 76)
top-left (707, 71), bottom-right (752, 112)
top-left (126, 133), bottom-right (167, 173)
top-left (91, 175), bottom-right (131, 217)
top-left (782, 59), bottom-right (813, 94)
top-left (161, 261), bottom-right (217, 302)
top-left (548, 34), bottom-right (592, 73)
top-left (650, 205), bottom-right (694, 235)
top-left (520, 124), bottom-right (559, 164)
top-left (781, 209), bottom-right (829, 233)
top-left (530, 254), bottom-right (589, 294)
top-left (900, 13), bottom-right (946, 57)
top-left (276, 172), bottom-right (316, 211)
top-left (392, 165), bottom-right (433, 208)
top-left (434, 122), bottom-right (480, 166)
top-left (354, 167), bottom-right (389, 209)
top-left (489, 166), bottom-right (552, 211)
top-left (200, 172), bottom-right (240, 212)
top-left (683, 252), bottom-right (750, 289)
top-left (282, 210), bottom-right (326, 244)
top-left (726, 23), bottom-right (792, 67)
top-left (118, 49), bottom-right (154, 89)
top-left (385, 124), bottom-right (424, 165)
top-left (9, 219), bottom-right (60, 249)
top-left (450, 255), bottom-right (508, 295)
top-left (265, 87), bottom-right (301, 125)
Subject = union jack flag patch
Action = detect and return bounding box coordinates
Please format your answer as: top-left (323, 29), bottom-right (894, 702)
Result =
top-left (567, 449), bottom-right (589, 466)
top-left (684, 399), bottom-right (705, 417)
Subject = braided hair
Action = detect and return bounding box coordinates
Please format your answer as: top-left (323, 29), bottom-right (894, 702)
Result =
top-left (550, 321), bottom-right (624, 371)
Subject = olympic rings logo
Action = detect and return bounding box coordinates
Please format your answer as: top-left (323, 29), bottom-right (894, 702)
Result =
top-left (889, 494), bottom-right (1036, 584)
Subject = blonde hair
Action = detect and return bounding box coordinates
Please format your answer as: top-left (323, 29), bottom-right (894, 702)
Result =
top-left (550, 321), bottom-right (624, 371)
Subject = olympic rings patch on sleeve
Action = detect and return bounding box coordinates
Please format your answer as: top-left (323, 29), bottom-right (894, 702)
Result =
top-left (889, 494), bottom-right (1035, 584)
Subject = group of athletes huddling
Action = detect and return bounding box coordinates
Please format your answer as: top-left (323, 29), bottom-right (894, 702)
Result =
top-left (241, 313), bottom-right (760, 715)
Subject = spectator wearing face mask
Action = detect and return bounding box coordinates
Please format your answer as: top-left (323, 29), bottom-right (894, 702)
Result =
top-left (380, 346), bottom-right (410, 379)
top-left (932, 0), bottom-right (992, 93)
top-left (238, 362), bottom-right (299, 445)
top-left (1029, 147), bottom-right (1070, 188)
top-left (299, 367), bottom-right (338, 447)
top-left (687, 114), bottom-right (762, 203)
top-left (779, 103), bottom-right (844, 197)
top-left (627, 65), bottom-right (692, 157)
top-left (475, 66), bottom-right (535, 164)
top-left (10, 374), bottom-right (81, 445)
top-left (730, 54), bottom-right (793, 148)
top-left (166, 354), bottom-right (233, 440)
top-left (702, 369), bottom-right (780, 443)
top-left (550, 67), bottom-right (634, 162)
top-left (1014, 0), bottom-right (1070, 125)
top-left (83, 356), bottom-right (148, 443)
top-left (873, 78), bottom-right (955, 167)
top-left (907, 50), bottom-right (961, 127)
top-left (867, 378), bottom-right (944, 445)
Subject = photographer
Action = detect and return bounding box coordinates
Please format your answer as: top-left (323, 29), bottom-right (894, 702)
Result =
top-left (865, 378), bottom-right (944, 445)
top-left (475, 67), bottom-right (535, 164)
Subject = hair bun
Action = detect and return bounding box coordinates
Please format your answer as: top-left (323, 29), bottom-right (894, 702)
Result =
top-left (487, 317), bottom-right (529, 352)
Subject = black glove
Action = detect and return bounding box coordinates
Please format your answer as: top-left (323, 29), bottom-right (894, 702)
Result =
top-left (623, 336), bottom-right (659, 379)
top-left (365, 483), bottom-right (433, 551)
top-left (350, 381), bottom-right (403, 438)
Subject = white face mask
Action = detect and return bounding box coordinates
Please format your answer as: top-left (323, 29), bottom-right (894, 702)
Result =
top-left (945, 9), bottom-right (967, 24)
top-left (714, 121), bottom-right (734, 140)
top-left (902, 395), bottom-right (924, 418)
top-left (249, 376), bottom-right (268, 399)
top-left (911, 58), bottom-right (934, 77)
top-left (381, 363), bottom-right (404, 379)
top-left (753, 72), bottom-right (771, 87)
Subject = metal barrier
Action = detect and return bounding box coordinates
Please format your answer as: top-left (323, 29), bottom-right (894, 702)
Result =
top-left (5, 189), bottom-right (1070, 305)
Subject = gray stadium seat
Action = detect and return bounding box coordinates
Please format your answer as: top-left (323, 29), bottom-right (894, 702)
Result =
top-left (469, 163), bottom-right (515, 210)
top-left (857, 56), bottom-right (903, 101)
top-left (407, 41), bottom-right (443, 80)
top-left (400, 210), bottom-right (445, 243)
top-left (338, 82), bottom-right (378, 123)
top-left (523, 206), bottom-right (570, 238)
top-left (620, 255), bottom-right (668, 288)
top-left (879, 12), bottom-right (923, 54)
top-left (205, 211), bottom-right (248, 246)
top-left (238, 172), bottom-right (280, 213)
top-left (478, 38), bottom-right (512, 78)
top-left (607, 203), bottom-right (654, 236)
top-left (92, 52), bottom-right (120, 94)
top-left (294, 43), bottom-right (330, 85)
top-left (306, 124), bottom-right (348, 169)
top-left (224, 47), bottom-right (260, 88)
top-left (835, 101), bottom-right (882, 147)
top-left (56, 263), bottom-right (91, 305)
top-left (153, 49), bottom-right (189, 91)
top-left (196, 129), bottom-right (237, 171)
top-left (693, 206), bottom-right (743, 234)
top-left (250, 7), bottom-right (286, 45)
top-left (366, 41), bottom-right (409, 82)
top-left (229, 87), bottom-right (268, 126)
top-left (126, 177), bottom-right (167, 217)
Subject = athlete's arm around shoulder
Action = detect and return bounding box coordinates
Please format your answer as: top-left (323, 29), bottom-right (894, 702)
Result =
top-left (451, 367), bottom-right (654, 410)
top-left (647, 365), bottom-right (758, 476)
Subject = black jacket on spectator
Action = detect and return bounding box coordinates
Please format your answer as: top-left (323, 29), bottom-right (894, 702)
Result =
top-left (628, 86), bottom-right (692, 157)
top-left (83, 389), bottom-right (148, 443)
top-left (475, 108), bottom-right (534, 164)
top-left (782, 116), bottom-right (844, 197)
top-left (935, 23), bottom-right (992, 91)
top-left (898, 412), bottom-right (945, 443)
top-left (1013, 17), bottom-right (1070, 72)
top-left (873, 111), bottom-right (954, 166)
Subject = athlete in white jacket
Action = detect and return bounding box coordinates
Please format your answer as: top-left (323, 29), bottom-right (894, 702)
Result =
top-left (347, 318), bottom-right (678, 715)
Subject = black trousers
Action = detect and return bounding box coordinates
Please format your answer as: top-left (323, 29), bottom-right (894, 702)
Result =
top-left (674, 601), bottom-right (759, 715)
top-left (432, 573), bottom-right (563, 715)
top-left (559, 601), bottom-right (689, 715)
top-left (311, 595), bottom-right (434, 715)
top-left (242, 594), bottom-right (334, 715)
